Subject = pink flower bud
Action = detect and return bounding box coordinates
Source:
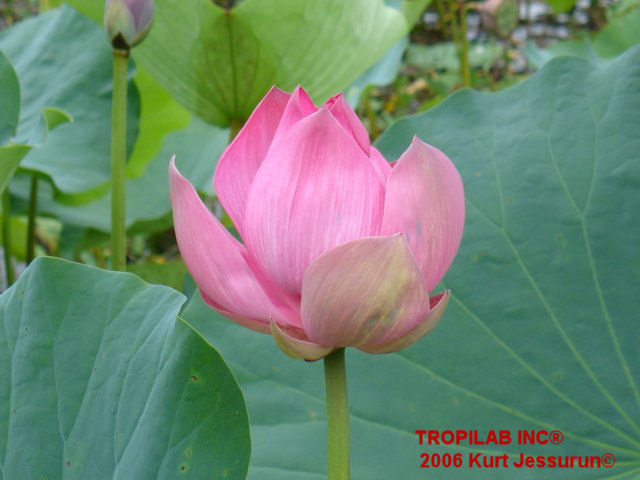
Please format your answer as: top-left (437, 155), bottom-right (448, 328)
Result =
top-left (104, 0), bottom-right (154, 49)
top-left (169, 86), bottom-right (465, 360)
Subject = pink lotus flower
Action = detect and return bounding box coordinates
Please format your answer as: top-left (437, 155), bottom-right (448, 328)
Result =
top-left (170, 87), bottom-right (465, 360)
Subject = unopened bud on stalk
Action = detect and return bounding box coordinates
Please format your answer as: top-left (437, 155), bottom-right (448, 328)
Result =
top-left (104, 0), bottom-right (154, 50)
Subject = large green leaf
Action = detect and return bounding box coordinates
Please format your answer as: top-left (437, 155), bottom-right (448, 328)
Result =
top-left (0, 51), bottom-right (19, 145)
top-left (0, 7), bottom-right (140, 196)
top-left (182, 47), bottom-right (640, 478)
top-left (0, 257), bottom-right (250, 479)
top-left (68, 0), bottom-right (428, 126)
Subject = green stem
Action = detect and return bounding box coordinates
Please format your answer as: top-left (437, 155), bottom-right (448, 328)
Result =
top-left (26, 175), bottom-right (38, 264)
top-left (448, 0), bottom-right (460, 45)
top-left (447, 0), bottom-right (470, 88)
top-left (2, 190), bottom-right (14, 287)
top-left (460, 3), bottom-right (471, 88)
top-left (110, 48), bottom-right (129, 271)
top-left (434, 0), bottom-right (448, 39)
top-left (324, 348), bottom-right (350, 480)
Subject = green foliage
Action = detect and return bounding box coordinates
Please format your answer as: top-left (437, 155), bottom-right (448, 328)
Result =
top-left (183, 47), bottom-right (640, 479)
top-left (0, 51), bottom-right (29, 197)
top-left (544, 0), bottom-right (576, 14)
top-left (0, 146), bottom-right (29, 197)
top-left (0, 46), bottom-right (74, 198)
top-left (0, 0), bottom-right (38, 25)
top-left (4, 40), bottom-right (226, 234)
top-left (493, 0), bottom-right (519, 36)
top-left (345, 37), bottom-right (409, 106)
top-left (67, 0), bottom-right (429, 126)
top-left (595, 8), bottom-right (640, 56)
top-left (40, 106), bottom-right (73, 133)
top-left (0, 214), bottom-right (59, 259)
top-left (0, 7), bottom-right (140, 197)
top-left (126, 68), bottom-right (190, 178)
top-left (10, 116), bottom-right (228, 232)
top-left (0, 50), bottom-right (19, 145)
top-left (0, 257), bottom-right (251, 478)
top-left (608, 0), bottom-right (640, 19)
top-left (127, 260), bottom-right (188, 292)
top-left (406, 41), bottom-right (503, 73)
top-left (526, 9), bottom-right (640, 67)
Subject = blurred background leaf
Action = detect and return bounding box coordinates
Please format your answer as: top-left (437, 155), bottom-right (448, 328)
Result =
top-left (0, 50), bottom-right (19, 145)
top-left (9, 116), bottom-right (228, 233)
top-left (0, 7), bottom-right (140, 197)
top-left (345, 37), bottom-right (409, 107)
top-left (66, 0), bottom-right (430, 126)
top-left (526, 8), bottom-right (640, 67)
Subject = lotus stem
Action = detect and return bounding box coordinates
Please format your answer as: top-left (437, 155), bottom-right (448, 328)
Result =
top-left (434, 0), bottom-right (449, 38)
top-left (2, 190), bottom-right (14, 287)
top-left (448, 0), bottom-right (471, 88)
top-left (26, 176), bottom-right (38, 264)
top-left (110, 48), bottom-right (129, 271)
top-left (460, 2), bottom-right (471, 87)
top-left (324, 348), bottom-right (350, 480)
top-left (448, 0), bottom-right (460, 48)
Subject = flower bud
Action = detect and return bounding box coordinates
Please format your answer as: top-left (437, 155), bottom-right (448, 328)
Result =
top-left (104, 0), bottom-right (154, 50)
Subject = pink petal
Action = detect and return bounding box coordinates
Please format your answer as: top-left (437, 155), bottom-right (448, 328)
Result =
top-left (201, 293), bottom-right (271, 334)
top-left (324, 93), bottom-right (370, 154)
top-left (381, 137), bottom-right (465, 291)
top-left (369, 146), bottom-right (392, 186)
top-left (300, 235), bottom-right (430, 348)
top-left (359, 291), bottom-right (450, 354)
top-left (244, 109), bottom-right (385, 295)
top-left (270, 319), bottom-right (333, 361)
top-left (170, 158), bottom-right (299, 329)
top-left (271, 86), bottom-right (317, 146)
top-left (214, 87), bottom-right (290, 237)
